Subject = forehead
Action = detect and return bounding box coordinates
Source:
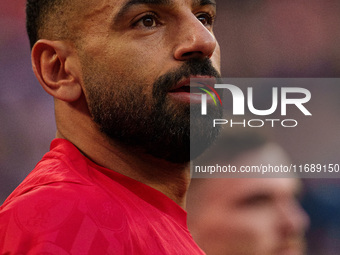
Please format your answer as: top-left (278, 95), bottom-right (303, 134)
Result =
top-left (79, 0), bottom-right (216, 15)
top-left (201, 178), bottom-right (301, 201)
top-left (70, 0), bottom-right (217, 41)
top-left (234, 178), bottom-right (300, 194)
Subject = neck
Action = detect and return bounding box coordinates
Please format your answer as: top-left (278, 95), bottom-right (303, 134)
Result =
top-left (55, 99), bottom-right (191, 208)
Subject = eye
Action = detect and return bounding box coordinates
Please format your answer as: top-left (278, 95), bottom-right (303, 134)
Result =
top-left (196, 13), bottom-right (214, 26)
top-left (133, 13), bottom-right (159, 28)
top-left (238, 193), bottom-right (273, 208)
top-left (141, 15), bottom-right (156, 27)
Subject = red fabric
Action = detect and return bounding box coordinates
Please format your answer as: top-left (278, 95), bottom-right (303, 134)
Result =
top-left (0, 139), bottom-right (205, 255)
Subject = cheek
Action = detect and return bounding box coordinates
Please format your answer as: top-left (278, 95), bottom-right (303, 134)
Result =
top-left (196, 210), bottom-right (278, 255)
top-left (107, 48), bottom-right (163, 87)
top-left (226, 213), bottom-right (279, 255)
top-left (114, 36), bottom-right (168, 68)
top-left (211, 42), bottom-right (221, 73)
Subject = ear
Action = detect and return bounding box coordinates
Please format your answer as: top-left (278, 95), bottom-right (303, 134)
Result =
top-left (31, 39), bottom-right (82, 102)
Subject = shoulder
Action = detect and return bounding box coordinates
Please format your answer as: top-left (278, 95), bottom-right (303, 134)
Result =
top-left (1, 181), bottom-right (128, 230)
top-left (2, 139), bottom-right (94, 206)
top-left (0, 183), bottom-right (130, 254)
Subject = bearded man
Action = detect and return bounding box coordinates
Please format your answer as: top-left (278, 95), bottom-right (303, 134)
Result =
top-left (0, 0), bottom-right (221, 254)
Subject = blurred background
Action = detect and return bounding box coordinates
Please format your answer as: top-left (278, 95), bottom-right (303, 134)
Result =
top-left (1, 0), bottom-right (339, 254)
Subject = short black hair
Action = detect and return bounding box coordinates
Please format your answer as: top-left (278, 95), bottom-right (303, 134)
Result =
top-left (26, 0), bottom-right (69, 49)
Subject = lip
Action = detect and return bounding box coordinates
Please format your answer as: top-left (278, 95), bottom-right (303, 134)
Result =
top-left (167, 75), bottom-right (217, 103)
top-left (169, 75), bottom-right (217, 92)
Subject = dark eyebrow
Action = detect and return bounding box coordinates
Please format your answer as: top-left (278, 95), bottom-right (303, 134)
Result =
top-left (114, 0), bottom-right (216, 23)
top-left (114, 0), bottom-right (171, 23)
top-left (194, 0), bottom-right (216, 7)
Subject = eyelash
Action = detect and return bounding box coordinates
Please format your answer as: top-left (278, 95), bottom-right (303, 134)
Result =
top-left (132, 12), bottom-right (160, 29)
top-left (196, 12), bottom-right (215, 27)
top-left (131, 11), bottom-right (215, 29)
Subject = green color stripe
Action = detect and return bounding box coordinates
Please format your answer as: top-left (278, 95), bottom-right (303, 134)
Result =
top-left (199, 88), bottom-right (217, 106)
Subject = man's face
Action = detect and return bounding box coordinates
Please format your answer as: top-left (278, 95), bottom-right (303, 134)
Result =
top-left (72, 0), bottom-right (221, 162)
top-left (188, 178), bottom-right (310, 255)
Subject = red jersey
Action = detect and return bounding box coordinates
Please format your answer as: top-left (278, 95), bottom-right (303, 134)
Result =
top-left (0, 139), bottom-right (205, 255)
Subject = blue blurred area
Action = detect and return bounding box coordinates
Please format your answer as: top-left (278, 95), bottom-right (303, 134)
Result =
top-left (1, 1), bottom-right (339, 254)
top-left (302, 179), bottom-right (340, 255)
top-left (0, 1), bottom-right (56, 202)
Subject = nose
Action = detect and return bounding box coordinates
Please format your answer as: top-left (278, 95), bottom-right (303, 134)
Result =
top-left (173, 14), bottom-right (217, 61)
top-left (278, 200), bottom-right (310, 236)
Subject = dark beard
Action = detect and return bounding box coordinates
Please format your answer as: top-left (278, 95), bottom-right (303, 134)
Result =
top-left (86, 58), bottom-right (222, 163)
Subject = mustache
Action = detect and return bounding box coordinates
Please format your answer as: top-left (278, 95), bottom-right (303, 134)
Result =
top-left (152, 58), bottom-right (220, 100)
